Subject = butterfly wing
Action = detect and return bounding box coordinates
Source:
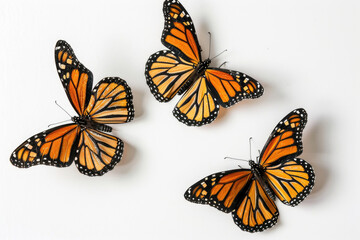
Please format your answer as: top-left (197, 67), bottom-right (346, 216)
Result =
top-left (184, 169), bottom-right (253, 213)
top-left (10, 124), bottom-right (80, 168)
top-left (259, 108), bottom-right (314, 205)
top-left (84, 77), bottom-right (134, 124)
top-left (205, 68), bottom-right (264, 108)
top-left (145, 50), bottom-right (196, 102)
top-left (232, 177), bottom-right (279, 233)
top-left (264, 158), bottom-right (315, 206)
top-left (55, 40), bottom-right (93, 116)
top-left (259, 108), bottom-right (308, 168)
top-left (75, 128), bottom-right (123, 176)
top-left (173, 76), bottom-right (219, 126)
top-left (162, 0), bottom-right (201, 64)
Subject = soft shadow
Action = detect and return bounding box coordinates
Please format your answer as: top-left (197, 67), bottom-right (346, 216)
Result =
top-left (301, 116), bottom-right (332, 200)
top-left (210, 97), bottom-right (265, 127)
top-left (131, 87), bottom-right (146, 120)
top-left (112, 140), bottom-right (137, 175)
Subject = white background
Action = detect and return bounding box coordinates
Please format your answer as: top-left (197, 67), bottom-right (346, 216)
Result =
top-left (0, 0), bottom-right (359, 239)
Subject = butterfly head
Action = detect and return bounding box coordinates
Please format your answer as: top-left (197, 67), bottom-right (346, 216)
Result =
top-left (249, 160), bottom-right (256, 168)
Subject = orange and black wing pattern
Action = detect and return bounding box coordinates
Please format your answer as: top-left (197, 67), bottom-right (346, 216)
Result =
top-left (85, 77), bottom-right (134, 124)
top-left (145, 50), bottom-right (196, 102)
top-left (259, 108), bottom-right (308, 168)
top-left (74, 128), bottom-right (123, 176)
top-left (260, 108), bottom-right (315, 206)
top-left (264, 158), bottom-right (315, 206)
top-left (185, 169), bottom-right (253, 213)
top-left (205, 68), bottom-right (263, 108)
top-left (162, 0), bottom-right (201, 64)
top-left (173, 76), bottom-right (219, 126)
top-left (232, 178), bottom-right (279, 232)
top-left (55, 40), bottom-right (93, 116)
top-left (10, 124), bottom-right (80, 168)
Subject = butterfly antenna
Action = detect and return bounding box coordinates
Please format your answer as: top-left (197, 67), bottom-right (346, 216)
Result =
top-left (48, 119), bottom-right (72, 128)
top-left (55, 100), bottom-right (72, 118)
top-left (224, 157), bottom-right (249, 162)
top-left (249, 137), bottom-right (253, 160)
top-left (210, 49), bottom-right (227, 61)
top-left (257, 149), bottom-right (261, 164)
top-left (208, 32), bottom-right (212, 59)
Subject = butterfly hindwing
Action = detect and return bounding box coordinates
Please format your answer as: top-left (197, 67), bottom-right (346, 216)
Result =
top-left (173, 76), bottom-right (219, 126)
top-left (75, 128), bottom-right (124, 176)
top-left (162, 0), bottom-right (201, 63)
top-left (10, 124), bottom-right (80, 168)
top-left (55, 40), bottom-right (93, 116)
top-left (232, 177), bottom-right (279, 233)
top-left (145, 50), bottom-right (196, 102)
top-left (264, 158), bottom-right (315, 206)
top-left (205, 68), bottom-right (264, 108)
top-left (259, 108), bottom-right (308, 168)
top-left (85, 77), bottom-right (134, 124)
top-left (185, 169), bottom-right (253, 213)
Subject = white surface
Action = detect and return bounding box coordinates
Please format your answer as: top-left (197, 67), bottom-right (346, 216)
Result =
top-left (0, 0), bottom-right (359, 239)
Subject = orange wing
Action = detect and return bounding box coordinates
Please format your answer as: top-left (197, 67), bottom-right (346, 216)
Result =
top-left (264, 158), bottom-right (315, 206)
top-left (145, 50), bottom-right (196, 102)
top-left (173, 76), bottom-right (219, 126)
top-left (75, 128), bottom-right (123, 176)
top-left (84, 77), bottom-right (134, 124)
top-left (10, 124), bottom-right (80, 168)
top-left (232, 178), bottom-right (279, 233)
top-left (55, 40), bottom-right (93, 116)
top-left (184, 169), bottom-right (253, 213)
top-left (259, 108), bottom-right (308, 168)
top-left (205, 68), bottom-right (264, 108)
top-left (162, 0), bottom-right (201, 64)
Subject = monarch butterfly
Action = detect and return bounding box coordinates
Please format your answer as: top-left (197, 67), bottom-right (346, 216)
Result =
top-left (10, 40), bottom-right (134, 176)
top-left (184, 108), bottom-right (315, 232)
top-left (145, 0), bottom-right (264, 126)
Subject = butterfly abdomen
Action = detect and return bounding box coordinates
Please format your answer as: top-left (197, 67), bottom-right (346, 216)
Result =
top-left (176, 59), bottom-right (211, 96)
top-left (251, 161), bottom-right (276, 200)
top-left (92, 122), bottom-right (112, 132)
top-left (176, 60), bottom-right (211, 96)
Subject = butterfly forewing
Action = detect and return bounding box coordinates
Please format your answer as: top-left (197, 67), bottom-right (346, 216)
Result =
top-left (162, 0), bottom-right (201, 64)
top-left (55, 40), bottom-right (93, 116)
top-left (259, 108), bottom-right (308, 168)
top-left (10, 124), bottom-right (80, 168)
top-left (173, 76), bottom-right (219, 126)
top-left (205, 68), bottom-right (264, 108)
top-left (145, 50), bottom-right (196, 102)
top-left (185, 169), bottom-right (253, 213)
top-left (75, 128), bottom-right (124, 176)
top-left (85, 77), bottom-right (134, 124)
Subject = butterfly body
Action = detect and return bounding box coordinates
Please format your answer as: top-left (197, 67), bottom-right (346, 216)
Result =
top-left (10, 40), bottom-right (134, 176)
top-left (248, 160), bottom-right (277, 201)
top-left (72, 116), bottom-right (112, 132)
top-left (145, 0), bottom-right (264, 126)
top-left (185, 109), bottom-right (315, 232)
